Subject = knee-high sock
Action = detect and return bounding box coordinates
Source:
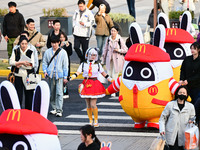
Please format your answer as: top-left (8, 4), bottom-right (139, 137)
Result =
top-left (92, 108), bottom-right (98, 121)
top-left (87, 108), bottom-right (93, 121)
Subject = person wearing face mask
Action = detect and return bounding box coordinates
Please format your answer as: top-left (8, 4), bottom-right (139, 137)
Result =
top-left (159, 85), bottom-right (195, 150)
top-left (179, 42), bottom-right (200, 105)
top-left (68, 47), bottom-right (113, 127)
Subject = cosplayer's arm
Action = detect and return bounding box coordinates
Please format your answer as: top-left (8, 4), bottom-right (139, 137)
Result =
top-left (101, 72), bottom-right (114, 82)
top-left (69, 63), bottom-right (83, 81)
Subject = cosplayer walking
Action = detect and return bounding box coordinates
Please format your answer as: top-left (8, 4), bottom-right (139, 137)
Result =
top-left (69, 48), bottom-right (113, 127)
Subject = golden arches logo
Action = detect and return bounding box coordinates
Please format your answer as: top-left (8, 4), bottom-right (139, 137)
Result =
top-left (167, 28), bottom-right (176, 36)
top-left (7, 110), bottom-right (21, 122)
top-left (148, 85), bottom-right (158, 96)
top-left (135, 44), bottom-right (146, 53)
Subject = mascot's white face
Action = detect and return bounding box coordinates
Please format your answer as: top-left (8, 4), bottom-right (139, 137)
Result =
top-left (0, 81), bottom-right (61, 150)
top-left (164, 42), bottom-right (191, 68)
top-left (158, 11), bottom-right (194, 68)
top-left (122, 61), bottom-right (173, 91)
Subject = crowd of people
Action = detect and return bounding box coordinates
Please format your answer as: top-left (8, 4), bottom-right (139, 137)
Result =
top-left (1, 0), bottom-right (200, 149)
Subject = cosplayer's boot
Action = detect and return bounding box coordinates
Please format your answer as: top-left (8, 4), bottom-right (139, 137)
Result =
top-left (87, 108), bottom-right (93, 125)
top-left (93, 108), bottom-right (99, 127)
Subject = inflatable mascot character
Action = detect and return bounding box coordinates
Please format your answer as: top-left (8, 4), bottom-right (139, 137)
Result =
top-left (157, 11), bottom-right (195, 81)
top-left (106, 23), bottom-right (180, 129)
top-left (100, 141), bottom-right (112, 150)
top-left (0, 80), bottom-right (61, 150)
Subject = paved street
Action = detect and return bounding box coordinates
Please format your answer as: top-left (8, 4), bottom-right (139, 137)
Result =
top-left (0, 0), bottom-right (200, 149)
top-left (0, 77), bottom-right (159, 150)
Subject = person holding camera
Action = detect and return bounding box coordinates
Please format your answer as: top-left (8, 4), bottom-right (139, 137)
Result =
top-left (95, 4), bottom-right (113, 58)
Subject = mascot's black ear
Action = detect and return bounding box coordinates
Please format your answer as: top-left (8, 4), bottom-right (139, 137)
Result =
top-left (32, 81), bottom-right (50, 118)
top-left (0, 81), bottom-right (21, 110)
top-left (180, 11), bottom-right (191, 32)
top-left (129, 22), bottom-right (144, 44)
top-left (153, 24), bottom-right (166, 50)
top-left (157, 12), bottom-right (170, 28)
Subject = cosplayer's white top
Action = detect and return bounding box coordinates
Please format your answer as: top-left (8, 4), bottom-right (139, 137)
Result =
top-left (77, 60), bottom-right (104, 78)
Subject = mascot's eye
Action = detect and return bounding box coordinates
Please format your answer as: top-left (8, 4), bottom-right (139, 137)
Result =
top-left (13, 141), bottom-right (28, 150)
top-left (174, 48), bottom-right (183, 58)
top-left (0, 141), bottom-right (2, 147)
top-left (125, 66), bottom-right (133, 77)
top-left (140, 68), bottom-right (152, 79)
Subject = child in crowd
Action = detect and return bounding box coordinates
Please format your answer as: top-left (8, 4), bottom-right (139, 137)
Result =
top-left (69, 47), bottom-right (113, 127)
top-left (60, 31), bottom-right (72, 99)
top-left (78, 125), bottom-right (100, 150)
top-left (43, 36), bottom-right (68, 117)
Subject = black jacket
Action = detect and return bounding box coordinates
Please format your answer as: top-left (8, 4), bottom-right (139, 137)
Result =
top-left (46, 29), bottom-right (63, 48)
top-left (3, 9), bottom-right (25, 38)
top-left (180, 55), bottom-right (200, 89)
top-left (77, 142), bottom-right (100, 150)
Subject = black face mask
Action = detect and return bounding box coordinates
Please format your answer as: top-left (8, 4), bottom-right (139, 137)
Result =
top-left (177, 94), bottom-right (187, 101)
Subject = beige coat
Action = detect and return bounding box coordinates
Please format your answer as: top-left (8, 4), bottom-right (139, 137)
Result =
top-left (95, 13), bottom-right (113, 36)
top-left (102, 34), bottom-right (128, 73)
top-left (14, 29), bottom-right (46, 60)
top-left (159, 100), bottom-right (195, 146)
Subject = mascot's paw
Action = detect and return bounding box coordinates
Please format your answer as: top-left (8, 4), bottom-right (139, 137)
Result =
top-left (134, 122), bottom-right (146, 128)
top-left (147, 123), bottom-right (159, 129)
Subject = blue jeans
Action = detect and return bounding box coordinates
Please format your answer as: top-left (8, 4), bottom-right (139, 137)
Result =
top-left (49, 77), bottom-right (63, 113)
top-left (127, 0), bottom-right (136, 18)
top-left (96, 35), bottom-right (108, 57)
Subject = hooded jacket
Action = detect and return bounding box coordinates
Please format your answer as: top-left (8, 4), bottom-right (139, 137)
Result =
top-left (3, 9), bottom-right (25, 38)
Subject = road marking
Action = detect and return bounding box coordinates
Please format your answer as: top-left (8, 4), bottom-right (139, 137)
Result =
top-left (54, 122), bottom-right (133, 127)
top-left (66, 115), bottom-right (132, 120)
top-left (82, 108), bottom-right (124, 112)
top-left (97, 102), bottom-right (121, 106)
top-left (58, 130), bottom-right (159, 137)
top-left (109, 97), bottom-right (119, 100)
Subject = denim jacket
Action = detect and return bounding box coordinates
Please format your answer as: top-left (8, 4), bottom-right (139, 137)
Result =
top-left (43, 47), bottom-right (68, 79)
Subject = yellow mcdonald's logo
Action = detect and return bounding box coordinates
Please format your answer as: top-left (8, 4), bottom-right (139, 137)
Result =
top-left (7, 110), bottom-right (21, 122)
top-left (167, 28), bottom-right (176, 36)
top-left (135, 44), bottom-right (146, 53)
top-left (149, 86), bottom-right (157, 93)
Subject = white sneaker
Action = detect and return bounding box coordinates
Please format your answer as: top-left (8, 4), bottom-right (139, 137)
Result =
top-left (56, 112), bottom-right (62, 117)
top-left (111, 93), bottom-right (116, 97)
top-left (63, 95), bottom-right (69, 99)
top-left (50, 109), bottom-right (57, 115)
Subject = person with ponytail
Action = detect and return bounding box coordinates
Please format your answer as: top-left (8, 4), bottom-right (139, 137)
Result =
top-left (159, 85), bottom-right (195, 149)
top-left (78, 125), bottom-right (100, 150)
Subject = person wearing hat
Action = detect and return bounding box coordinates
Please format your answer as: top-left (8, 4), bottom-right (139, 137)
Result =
top-left (95, 4), bottom-right (113, 58)
top-left (9, 36), bottom-right (35, 110)
top-left (69, 47), bottom-right (113, 127)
